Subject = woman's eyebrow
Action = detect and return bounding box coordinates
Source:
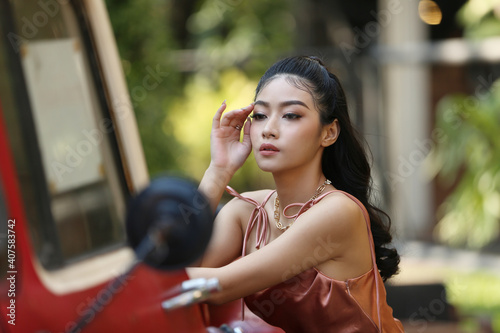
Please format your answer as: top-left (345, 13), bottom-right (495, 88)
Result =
top-left (280, 100), bottom-right (309, 109)
top-left (254, 100), bottom-right (309, 109)
top-left (254, 100), bottom-right (270, 107)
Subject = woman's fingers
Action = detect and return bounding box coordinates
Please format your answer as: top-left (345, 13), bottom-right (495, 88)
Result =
top-left (212, 100), bottom-right (227, 130)
top-left (220, 103), bottom-right (254, 130)
top-left (232, 104), bottom-right (254, 131)
top-left (209, 102), bottom-right (254, 173)
top-left (242, 116), bottom-right (252, 146)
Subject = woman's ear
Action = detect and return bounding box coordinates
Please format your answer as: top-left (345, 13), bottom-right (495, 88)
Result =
top-left (321, 119), bottom-right (340, 147)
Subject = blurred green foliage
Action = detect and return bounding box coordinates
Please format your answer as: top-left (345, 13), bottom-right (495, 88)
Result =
top-left (458, 0), bottom-right (500, 38)
top-left (446, 271), bottom-right (500, 332)
top-left (106, 0), bottom-right (185, 177)
top-left (105, 0), bottom-right (294, 191)
top-left (430, 80), bottom-right (500, 248)
top-left (429, 1), bottom-right (500, 248)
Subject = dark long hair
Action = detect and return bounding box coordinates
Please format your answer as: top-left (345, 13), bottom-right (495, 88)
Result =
top-left (255, 56), bottom-right (400, 281)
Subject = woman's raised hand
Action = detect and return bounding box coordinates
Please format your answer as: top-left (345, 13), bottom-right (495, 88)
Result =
top-left (198, 101), bottom-right (254, 211)
top-left (210, 100), bottom-right (254, 175)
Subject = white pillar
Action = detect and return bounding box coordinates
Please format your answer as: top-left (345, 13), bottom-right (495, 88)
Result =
top-left (378, 0), bottom-right (432, 239)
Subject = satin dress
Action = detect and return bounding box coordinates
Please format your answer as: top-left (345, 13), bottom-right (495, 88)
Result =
top-left (226, 187), bottom-right (404, 333)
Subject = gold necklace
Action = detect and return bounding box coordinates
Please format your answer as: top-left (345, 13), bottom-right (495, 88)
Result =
top-left (274, 179), bottom-right (332, 231)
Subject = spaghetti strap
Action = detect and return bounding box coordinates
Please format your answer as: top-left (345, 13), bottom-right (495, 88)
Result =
top-left (225, 186), bottom-right (275, 255)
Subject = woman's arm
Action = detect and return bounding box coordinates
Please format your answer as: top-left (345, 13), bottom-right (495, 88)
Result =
top-left (190, 101), bottom-right (254, 267)
top-left (197, 196), bottom-right (248, 268)
top-left (187, 193), bottom-right (369, 305)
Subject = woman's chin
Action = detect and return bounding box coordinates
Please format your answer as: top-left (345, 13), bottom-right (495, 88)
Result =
top-left (255, 160), bottom-right (276, 172)
top-left (255, 162), bottom-right (284, 174)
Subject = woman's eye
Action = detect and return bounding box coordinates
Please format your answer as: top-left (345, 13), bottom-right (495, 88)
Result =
top-left (251, 113), bottom-right (266, 120)
top-left (284, 113), bottom-right (301, 120)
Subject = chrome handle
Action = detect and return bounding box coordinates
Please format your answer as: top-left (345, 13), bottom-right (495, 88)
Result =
top-left (162, 278), bottom-right (221, 311)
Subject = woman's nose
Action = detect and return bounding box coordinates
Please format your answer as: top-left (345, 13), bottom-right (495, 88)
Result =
top-left (262, 117), bottom-right (279, 138)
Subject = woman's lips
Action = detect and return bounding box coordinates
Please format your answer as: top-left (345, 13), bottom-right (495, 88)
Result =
top-left (259, 143), bottom-right (280, 156)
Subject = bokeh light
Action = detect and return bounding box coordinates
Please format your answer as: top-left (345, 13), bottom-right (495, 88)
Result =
top-left (419, 0), bottom-right (443, 25)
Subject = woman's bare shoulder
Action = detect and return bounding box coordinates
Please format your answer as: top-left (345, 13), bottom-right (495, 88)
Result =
top-left (307, 191), bottom-right (366, 233)
top-left (318, 191), bottom-right (364, 212)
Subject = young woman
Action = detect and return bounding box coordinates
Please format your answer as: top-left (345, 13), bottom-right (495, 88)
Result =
top-left (187, 56), bottom-right (404, 332)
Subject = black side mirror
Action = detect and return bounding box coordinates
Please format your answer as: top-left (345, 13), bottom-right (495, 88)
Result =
top-left (126, 177), bottom-right (214, 270)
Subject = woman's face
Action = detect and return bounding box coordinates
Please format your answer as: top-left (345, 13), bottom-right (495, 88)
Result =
top-left (250, 75), bottom-right (326, 174)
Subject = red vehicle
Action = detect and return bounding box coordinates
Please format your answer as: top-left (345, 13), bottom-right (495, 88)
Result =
top-left (0, 1), bottom-right (282, 332)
